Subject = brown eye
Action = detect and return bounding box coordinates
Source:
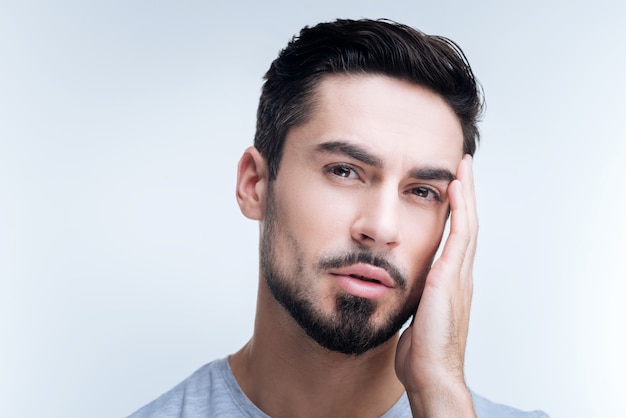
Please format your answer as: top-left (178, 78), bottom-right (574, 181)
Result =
top-left (415, 187), bottom-right (430, 197)
top-left (412, 186), bottom-right (440, 202)
top-left (331, 166), bottom-right (354, 178)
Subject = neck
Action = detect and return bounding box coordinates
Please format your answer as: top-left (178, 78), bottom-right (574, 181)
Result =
top-left (229, 281), bottom-right (405, 418)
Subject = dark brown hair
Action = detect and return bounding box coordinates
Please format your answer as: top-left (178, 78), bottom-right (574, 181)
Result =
top-left (255, 18), bottom-right (484, 180)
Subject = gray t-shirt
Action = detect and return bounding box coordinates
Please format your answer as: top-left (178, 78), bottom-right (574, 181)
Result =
top-left (128, 358), bottom-right (548, 417)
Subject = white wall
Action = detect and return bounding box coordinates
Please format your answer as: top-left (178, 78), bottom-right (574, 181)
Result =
top-left (1, 1), bottom-right (624, 417)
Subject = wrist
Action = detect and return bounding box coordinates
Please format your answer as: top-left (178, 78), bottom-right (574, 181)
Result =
top-left (406, 380), bottom-right (475, 418)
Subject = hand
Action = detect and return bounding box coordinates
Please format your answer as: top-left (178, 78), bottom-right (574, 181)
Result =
top-left (395, 155), bottom-right (478, 417)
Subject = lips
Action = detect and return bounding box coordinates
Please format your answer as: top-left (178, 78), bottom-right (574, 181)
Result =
top-left (330, 263), bottom-right (395, 288)
top-left (329, 263), bottom-right (395, 299)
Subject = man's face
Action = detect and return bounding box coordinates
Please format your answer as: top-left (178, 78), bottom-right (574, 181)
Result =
top-left (260, 74), bottom-right (464, 355)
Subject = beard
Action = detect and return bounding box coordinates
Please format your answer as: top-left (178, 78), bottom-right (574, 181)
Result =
top-left (260, 188), bottom-right (426, 356)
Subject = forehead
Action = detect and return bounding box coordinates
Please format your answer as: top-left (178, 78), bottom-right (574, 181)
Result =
top-left (284, 74), bottom-right (464, 172)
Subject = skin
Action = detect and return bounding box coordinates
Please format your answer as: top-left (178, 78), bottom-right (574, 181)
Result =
top-left (232, 74), bottom-right (478, 417)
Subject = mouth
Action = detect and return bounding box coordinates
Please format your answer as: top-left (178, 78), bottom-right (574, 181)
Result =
top-left (348, 274), bottom-right (381, 285)
top-left (330, 263), bottom-right (395, 288)
top-left (329, 263), bottom-right (395, 299)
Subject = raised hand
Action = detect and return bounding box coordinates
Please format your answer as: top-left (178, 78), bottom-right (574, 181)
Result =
top-left (395, 155), bottom-right (478, 417)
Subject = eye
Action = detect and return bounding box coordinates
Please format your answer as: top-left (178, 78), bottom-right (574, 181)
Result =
top-left (329, 165), bottom-right (357, 179)
top-left (411, 186), bottom-right (441, 202)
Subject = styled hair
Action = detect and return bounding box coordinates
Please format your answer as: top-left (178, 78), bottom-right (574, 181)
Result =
top-left (254, 18), bottom-right (484, 180)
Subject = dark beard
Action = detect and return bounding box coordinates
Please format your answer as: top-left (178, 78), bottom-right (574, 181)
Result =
top-left (260, 189), bottom-right (419, 356)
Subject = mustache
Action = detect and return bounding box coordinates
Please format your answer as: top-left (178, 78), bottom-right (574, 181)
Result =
top-left (317, 251), bottom-right (407, 291)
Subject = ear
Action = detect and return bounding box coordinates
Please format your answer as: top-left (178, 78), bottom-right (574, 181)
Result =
top-left (236, 146), bottom-right (269, 220)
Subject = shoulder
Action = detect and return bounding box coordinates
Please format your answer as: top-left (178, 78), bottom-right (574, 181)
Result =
top-left (387, 392), bottom-right (548, 418)
top-left (127, 358), bottom-right (242, 418)
top-left (472, 392), bottom-right (550, 418)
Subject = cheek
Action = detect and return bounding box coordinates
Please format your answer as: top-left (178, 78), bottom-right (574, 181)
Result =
top-left (279, 183), bottom-right (357, 244)
top-left (402, 208), bottom-right (448, 266)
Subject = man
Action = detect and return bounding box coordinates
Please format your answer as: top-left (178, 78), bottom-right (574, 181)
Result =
top-left (129, 19), bottom-right (548, 417)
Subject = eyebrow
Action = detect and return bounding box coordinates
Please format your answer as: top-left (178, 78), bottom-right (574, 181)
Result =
top-left (408, 167), bottom-right (455, 183)
top-left (315, 141), bottom-right (383, 168)
top-left (316, 140), bottom-right (456, 183)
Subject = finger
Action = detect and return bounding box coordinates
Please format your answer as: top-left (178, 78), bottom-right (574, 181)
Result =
top-left (456, 155), bottom-right (478, 278)
top-left (435, 177), bottom-right (470, 276)
top-left (460, 155), bottom-right (478, 234)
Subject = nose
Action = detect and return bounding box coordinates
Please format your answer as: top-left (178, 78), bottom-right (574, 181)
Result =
top-left (350, 186), bottom-right (402, 251)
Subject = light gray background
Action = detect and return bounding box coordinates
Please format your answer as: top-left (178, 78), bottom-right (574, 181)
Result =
top-left (1, 1), bottom-right (624, 417)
